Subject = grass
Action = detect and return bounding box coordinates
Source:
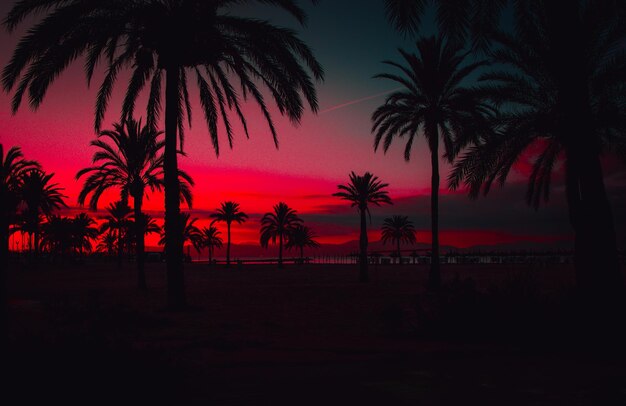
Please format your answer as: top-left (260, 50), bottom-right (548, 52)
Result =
top-left (6, 262), bottom-right (626, 405)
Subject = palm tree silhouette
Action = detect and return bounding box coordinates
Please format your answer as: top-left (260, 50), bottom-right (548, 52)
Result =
top-left (40, 215), bottom-right (74, 260)
top-left (159, 213), bottom-right (202, 258)
top-left (1, 144), bottom-right (38, 334)
top-left (285, 224), bottom-right (320, 263)
top-left (19, 169), bottom-right (67, 257)
top-left (4, 0), bottom-right (323, 309)
top-left (200, 224), bottom-right (223, 265)
top-left (383, 0), bottom-right (508, 49)
top-left (333, 172), bottom-right (392, 282)
top-left (381, 215), bottom-right (417, 265)
top-left (77, 118), bottom-right (192, 290)
top-left (449, 3), bottom-right (626, 300)
top-left (210, 202), bottom-right (248, 268)
top-left (372, 36), bottom-right (492, 288)
top-left (100, 201), bottom-right (133, 269)
top-left (71, 213), bottom-right (99, 257)
top-left (96, 231), bottom-right (117, 257)
top-left (260, 202), bottom-right (302, 269)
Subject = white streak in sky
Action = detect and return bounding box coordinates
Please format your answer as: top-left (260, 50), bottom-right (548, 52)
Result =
top-left (319, 87), bottom-right (402, 114)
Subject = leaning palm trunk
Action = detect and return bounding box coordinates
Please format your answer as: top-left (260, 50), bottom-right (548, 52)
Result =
top-left (164, 67), bottom-right (186, 309)
top-left (543, 3), bottom-right (622, 307)
top-left (133, 192), bottom-right (147, 291)
top-left (428, 123), bottom-right (441, 289)
top-left (359, 207), bottom-right (368, 282)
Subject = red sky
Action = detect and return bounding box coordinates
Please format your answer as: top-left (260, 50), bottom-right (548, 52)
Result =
top-left (1, 1), bottom-right (624, 252)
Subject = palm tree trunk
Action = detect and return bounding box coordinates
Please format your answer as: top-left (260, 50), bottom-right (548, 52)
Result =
top-left (428, 123), bottom-right (441, 289)
top-left (397, 239), bottom-right (401, 265)
top-left (164, 67), bottom-right (186, 309)
top-left (300, 246), bottom-right (304, 262)
top-left (133, 191), bottom-right (147, 291)
top-left (208, 246), bottom-right (212, 265)
top-left (359, 208), bottom-right (368, 282)
top-left (278, 231), bottom-right (284, 269)
top-left (544, 2), bottom-right (623, 309)
top-left (226, 222), bottom-right (231, 268)
top-left (117, 228), bottom-right (123, 269)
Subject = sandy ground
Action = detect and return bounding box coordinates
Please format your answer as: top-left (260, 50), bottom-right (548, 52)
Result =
top-left (5, 262), bottom-right (626, 405)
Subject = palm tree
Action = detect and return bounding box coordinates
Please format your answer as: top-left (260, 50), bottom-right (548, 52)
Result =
top-left (71, 213), bottom-right (99, 256)
top-left (159, 213), bottom-right (201, 257)
top-left (333, 172), bottom-right (392, 282)
top-left (1, 144), bottom-right (38, 336)
top-left (4, 0), bottom-right (323, 310)
top-left (40, 215), bottom-right (74, 260)
top-left (99, 201), bottom-right (132, 269)
top-left (372, 36), bottom-right (493, 288)
top-left (210, 201), bottom-right (248, 268)
top-left (285, 224), bottom-right (320, 262)
top-left (381, 215), bottom-right (417, 265)
top-left (96, 231), bottom-right (117, 257)
top-left (19, 169), bottom-right (67, 257)
top-left (200, 224), bottom-right (223, 265)
top-left (77, 118), bottom-right (193, 290)
top-left (260, 202), bottom-right (302, 269)
top-left (383, 0), bottom-right (509, 49)
top-left (449, 3), bottom-right (626, 301)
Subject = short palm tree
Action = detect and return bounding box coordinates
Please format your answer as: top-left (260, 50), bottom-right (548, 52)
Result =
top-left (4, 0), bottom-right (324, 310)
top-left (381, 215), bottom-right (417, 265)
top-left (200, 224), bottom-right (223, 265)
top-left (333, 172), bottom-right (392, 282)
top-left (1, 144), bottom-right (38, 330)
top-left (71, 213), bottom-right (99, 256)
top-left (372, 35), bottom-right (493, 288)
top-left (96, 231), bottom-right (117, 257)
top-left (211, 202), bottom-right (248, 268)
top-left (77, 118), bottom-right (193, 290)
top-left (19, 169), bottom-right (67, 256)
top-left (285, 224), bottom-right (320, 262)
top-left (260, 202), bottom-right (302, 269)
top-left (40, 215), bottom-right (74, 259)
top-left (99, 201), bottom-right (133, 269)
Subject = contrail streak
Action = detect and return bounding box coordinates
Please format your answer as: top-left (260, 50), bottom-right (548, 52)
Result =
top-left (319, 87), bottom-right (402, 114)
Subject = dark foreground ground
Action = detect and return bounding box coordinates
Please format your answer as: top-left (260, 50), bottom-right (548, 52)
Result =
top-left (6, 262), bottom-right (626, 405)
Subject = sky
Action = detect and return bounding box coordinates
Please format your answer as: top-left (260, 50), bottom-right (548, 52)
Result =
top-left (0, 0), bottom-right (625, 252)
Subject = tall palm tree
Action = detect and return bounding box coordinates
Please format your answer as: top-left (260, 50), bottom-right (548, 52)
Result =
top-left (385, 0), bottom-right (626, 303)
top-left (260, 202), bottom-right (302, 269)
top-left (449, 3), bottom-right (626, 301)
top-left (99, 201), bottom-right (132, 269)
top-left (4, 0), bottom-right (323, 310)
top-left (77, 118), bottom-right (193, 290)
top-left (381, 215), bottom-right (417, 265)
top-left (19, 169), bottom-right (67, 256)
top-left (210, 201), bottom-right (248, 268)
top-left (285, 224), bottom-right (320, 262)
top-left (159, 212), bottom-right (201, 255)
top-left (372, 36), bottom-right (492, 288)
top-left (333, 172), bottom-right (392, 282)
top-left (71, 213), bottom-right (99, 256)
top-left (0, 144), bottom-right (38, 337)
top-left (200, 224), bottom-right (223, 265)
